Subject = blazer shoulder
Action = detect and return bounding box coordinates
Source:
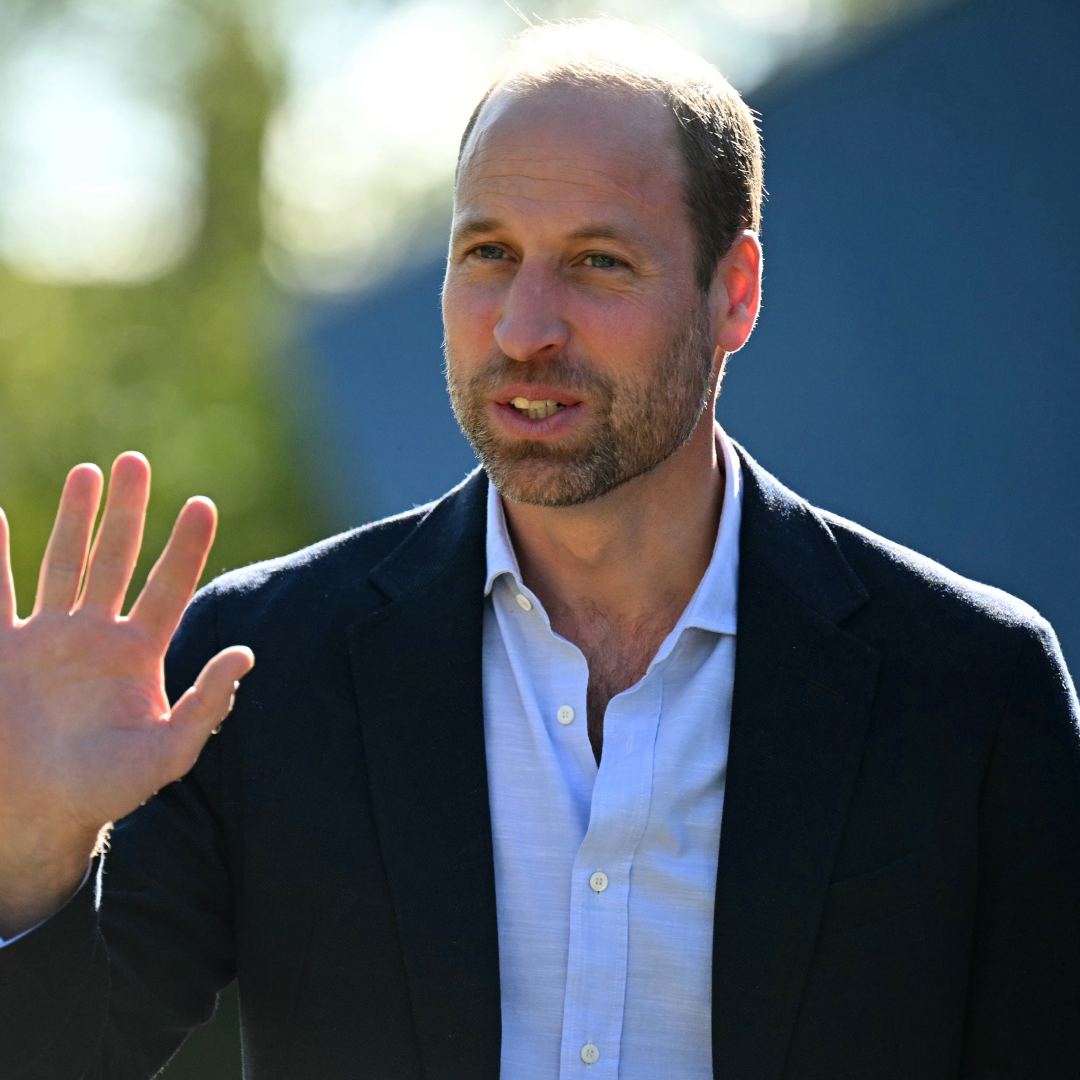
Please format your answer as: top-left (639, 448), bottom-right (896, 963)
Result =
top-left (218, 505), bottom-right (431, 598)
top-left (168, 468), bottom-right (488, 678)
top-left (186, 501), bottom-right (439, 639)
top-left (817, 507), bottom-right (1053, 648)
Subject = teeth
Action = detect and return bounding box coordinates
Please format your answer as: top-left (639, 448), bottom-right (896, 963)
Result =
top-left (510, 396), bottom-right (563, 419)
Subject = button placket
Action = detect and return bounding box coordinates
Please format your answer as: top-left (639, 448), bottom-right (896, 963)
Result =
top-left (560, 678), bottom-right (662, 1078)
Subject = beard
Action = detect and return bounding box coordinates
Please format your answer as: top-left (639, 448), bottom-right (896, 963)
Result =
top-left (445, 302), bottom-right (716, 508)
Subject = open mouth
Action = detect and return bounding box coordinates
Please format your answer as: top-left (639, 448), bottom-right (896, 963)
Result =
top-left (509, 396), bottom-right (567, 420)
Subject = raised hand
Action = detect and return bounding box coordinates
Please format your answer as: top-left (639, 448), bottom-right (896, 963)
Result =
top-left (0, 453), bottom-right (254, 938)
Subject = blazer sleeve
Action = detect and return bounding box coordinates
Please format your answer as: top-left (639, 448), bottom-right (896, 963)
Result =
top-left (961, 620), bottom-right (1080, 1077)
top-left (0, 586), bottom-right (237, 1080)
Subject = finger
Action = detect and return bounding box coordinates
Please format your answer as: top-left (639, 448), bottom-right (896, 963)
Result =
top-left (79, 453), bottom-right (150, 617)
top-left (0, 508), bottom-right (16, 627)
top-left (35, 464), bottom-right (104, 614)
top-left (169, 647), bottom-right (255, 747)
top-left (127, 497), bottom-right (217, 648)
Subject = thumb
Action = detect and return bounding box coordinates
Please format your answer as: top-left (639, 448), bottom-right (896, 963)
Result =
top-left (169, 646), bottom-right (255, 747)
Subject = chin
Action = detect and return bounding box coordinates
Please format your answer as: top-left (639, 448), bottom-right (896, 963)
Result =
top-left (487, 459), bottom-right (604, 508)
top-left (486, 450), bottom-right (644, 508)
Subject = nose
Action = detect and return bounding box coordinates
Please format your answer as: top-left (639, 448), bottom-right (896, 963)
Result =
top-left (493, 260), bottom-right (570, 362)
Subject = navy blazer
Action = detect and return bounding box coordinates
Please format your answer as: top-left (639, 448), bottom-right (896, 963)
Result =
top-left (2, 445), bottom-right (1079, 1079)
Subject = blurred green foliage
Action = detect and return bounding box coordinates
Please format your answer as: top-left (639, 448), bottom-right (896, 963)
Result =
top-left (0, 7), bottom-right (323, 620)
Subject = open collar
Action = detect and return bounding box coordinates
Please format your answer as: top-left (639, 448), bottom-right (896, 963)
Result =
top-left (484, 422), bottom-right (743, 637)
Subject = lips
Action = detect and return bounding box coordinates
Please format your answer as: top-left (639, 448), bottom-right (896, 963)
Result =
top-left (488, 381), bottom-right (588, 437)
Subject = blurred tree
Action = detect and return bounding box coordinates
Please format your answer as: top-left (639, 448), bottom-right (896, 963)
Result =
top-left (0, 7), bottom-right (323, 617)
top-left (0, 5), bottom-right (321, 1077)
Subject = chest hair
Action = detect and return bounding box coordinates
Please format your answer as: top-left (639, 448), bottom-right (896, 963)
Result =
top-left (548, 598), bottom-right (680, 764)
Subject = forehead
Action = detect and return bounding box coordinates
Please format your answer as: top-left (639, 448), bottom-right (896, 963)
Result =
top-left (455, 84), bottom-right (685, 223)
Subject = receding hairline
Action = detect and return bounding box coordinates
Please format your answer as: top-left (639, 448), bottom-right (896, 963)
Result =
top-left (456, 80), bottom-right (681, 181)
top-left (454, 17), bottom-right (763, 288)
top-left (456, 18), bottom-right (741, 176)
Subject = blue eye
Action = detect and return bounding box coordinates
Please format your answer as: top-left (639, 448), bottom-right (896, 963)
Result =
top-left (586, 253), bottom-right (619, 269)
top-left (474, 245), bottom-right (505, 260)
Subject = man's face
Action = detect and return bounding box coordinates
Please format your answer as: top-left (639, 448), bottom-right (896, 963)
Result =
top-left (443, 85), bottom-right (718, 508)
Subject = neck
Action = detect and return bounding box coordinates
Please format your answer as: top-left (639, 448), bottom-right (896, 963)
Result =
top-left (500, 413), bottom-right (724, 635)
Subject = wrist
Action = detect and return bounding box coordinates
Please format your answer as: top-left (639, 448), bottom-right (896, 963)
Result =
top-left (0, 820), bottom-right (101, 939)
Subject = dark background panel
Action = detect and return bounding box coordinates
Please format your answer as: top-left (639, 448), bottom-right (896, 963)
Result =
top-left (304, 0), bottom-right (1080, 669)
top-left (304, 262), bottom-right (479, 527)
top-left (721, 0), bottom-right (1080, 662)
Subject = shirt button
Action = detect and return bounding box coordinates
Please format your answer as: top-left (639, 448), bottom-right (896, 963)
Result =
top-left (557, 705), bottom-right (575, 725)
top-left (580, 1043), bottom-right (600, 1065)
top-left (589, 871), bottom-right (609, 893)
top-left (514, 593), bottom-right (532, 611)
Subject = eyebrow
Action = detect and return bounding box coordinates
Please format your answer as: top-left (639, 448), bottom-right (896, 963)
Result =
top-left (450, 217), bottom-right (503, 246)
top-left (565, 223), bottom-right (630, 242)
top-left (450, 217), bottom-right (645, 248)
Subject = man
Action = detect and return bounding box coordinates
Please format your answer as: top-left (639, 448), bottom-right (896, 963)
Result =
top-left (0, 18), bottom-right (1077, 1080)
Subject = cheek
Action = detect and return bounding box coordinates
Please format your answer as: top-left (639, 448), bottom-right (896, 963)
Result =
top-left (443, 285), bottom-right (494, 393)
top-left (442, 274), bottom-right (502, 354)
top-left (569, 294), bottom-right (676, 378)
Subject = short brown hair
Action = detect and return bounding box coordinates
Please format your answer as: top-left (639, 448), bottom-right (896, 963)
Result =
top-left (456, 19), bottom-right (763, 291)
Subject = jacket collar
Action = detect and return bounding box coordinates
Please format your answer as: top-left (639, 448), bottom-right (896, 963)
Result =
top-left (367, 467), bottom-right (488, 603)
top-left (734, 442), bottom-right (868, 625)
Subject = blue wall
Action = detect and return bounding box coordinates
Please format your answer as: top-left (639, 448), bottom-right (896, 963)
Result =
top-left (305, 0), bottom-right (1080, 666)
top-left (305, 262), bottom-right (478, 523)
top-left (722, 0), bottom-right (1080, 663)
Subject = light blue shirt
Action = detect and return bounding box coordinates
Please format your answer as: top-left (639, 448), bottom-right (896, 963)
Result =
top-left (483, 423), bottom-right (742, 1079)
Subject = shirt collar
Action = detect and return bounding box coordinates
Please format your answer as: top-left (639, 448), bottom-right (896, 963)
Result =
top-left (484, 480), bottom-right (525, 597)
top-left (484, 421), bottom-right (742, 636)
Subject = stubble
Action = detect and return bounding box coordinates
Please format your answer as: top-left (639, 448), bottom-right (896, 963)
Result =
top-left (445, 302), bottom-right (715, 507)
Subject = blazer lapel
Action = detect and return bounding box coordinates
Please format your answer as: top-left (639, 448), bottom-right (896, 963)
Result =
top-left (347, 470), bottom-right (501, 1080)
top-left (711, 447), bottom-right (882, 1080)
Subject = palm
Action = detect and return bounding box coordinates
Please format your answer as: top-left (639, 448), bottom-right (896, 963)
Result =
top-left (2, 612), bottom-right (173, 828)
top-left (0, 453), bottom-right (253, 898)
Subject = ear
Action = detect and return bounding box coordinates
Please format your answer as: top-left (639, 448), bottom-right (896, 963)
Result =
top-left (710, 231), bottom-right (762, 355)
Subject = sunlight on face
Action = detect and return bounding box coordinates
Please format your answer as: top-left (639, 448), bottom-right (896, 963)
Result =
top-left (443, 88), bottom-right (717, 507)
top-left (446, 316), bottom-right (715, 507)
